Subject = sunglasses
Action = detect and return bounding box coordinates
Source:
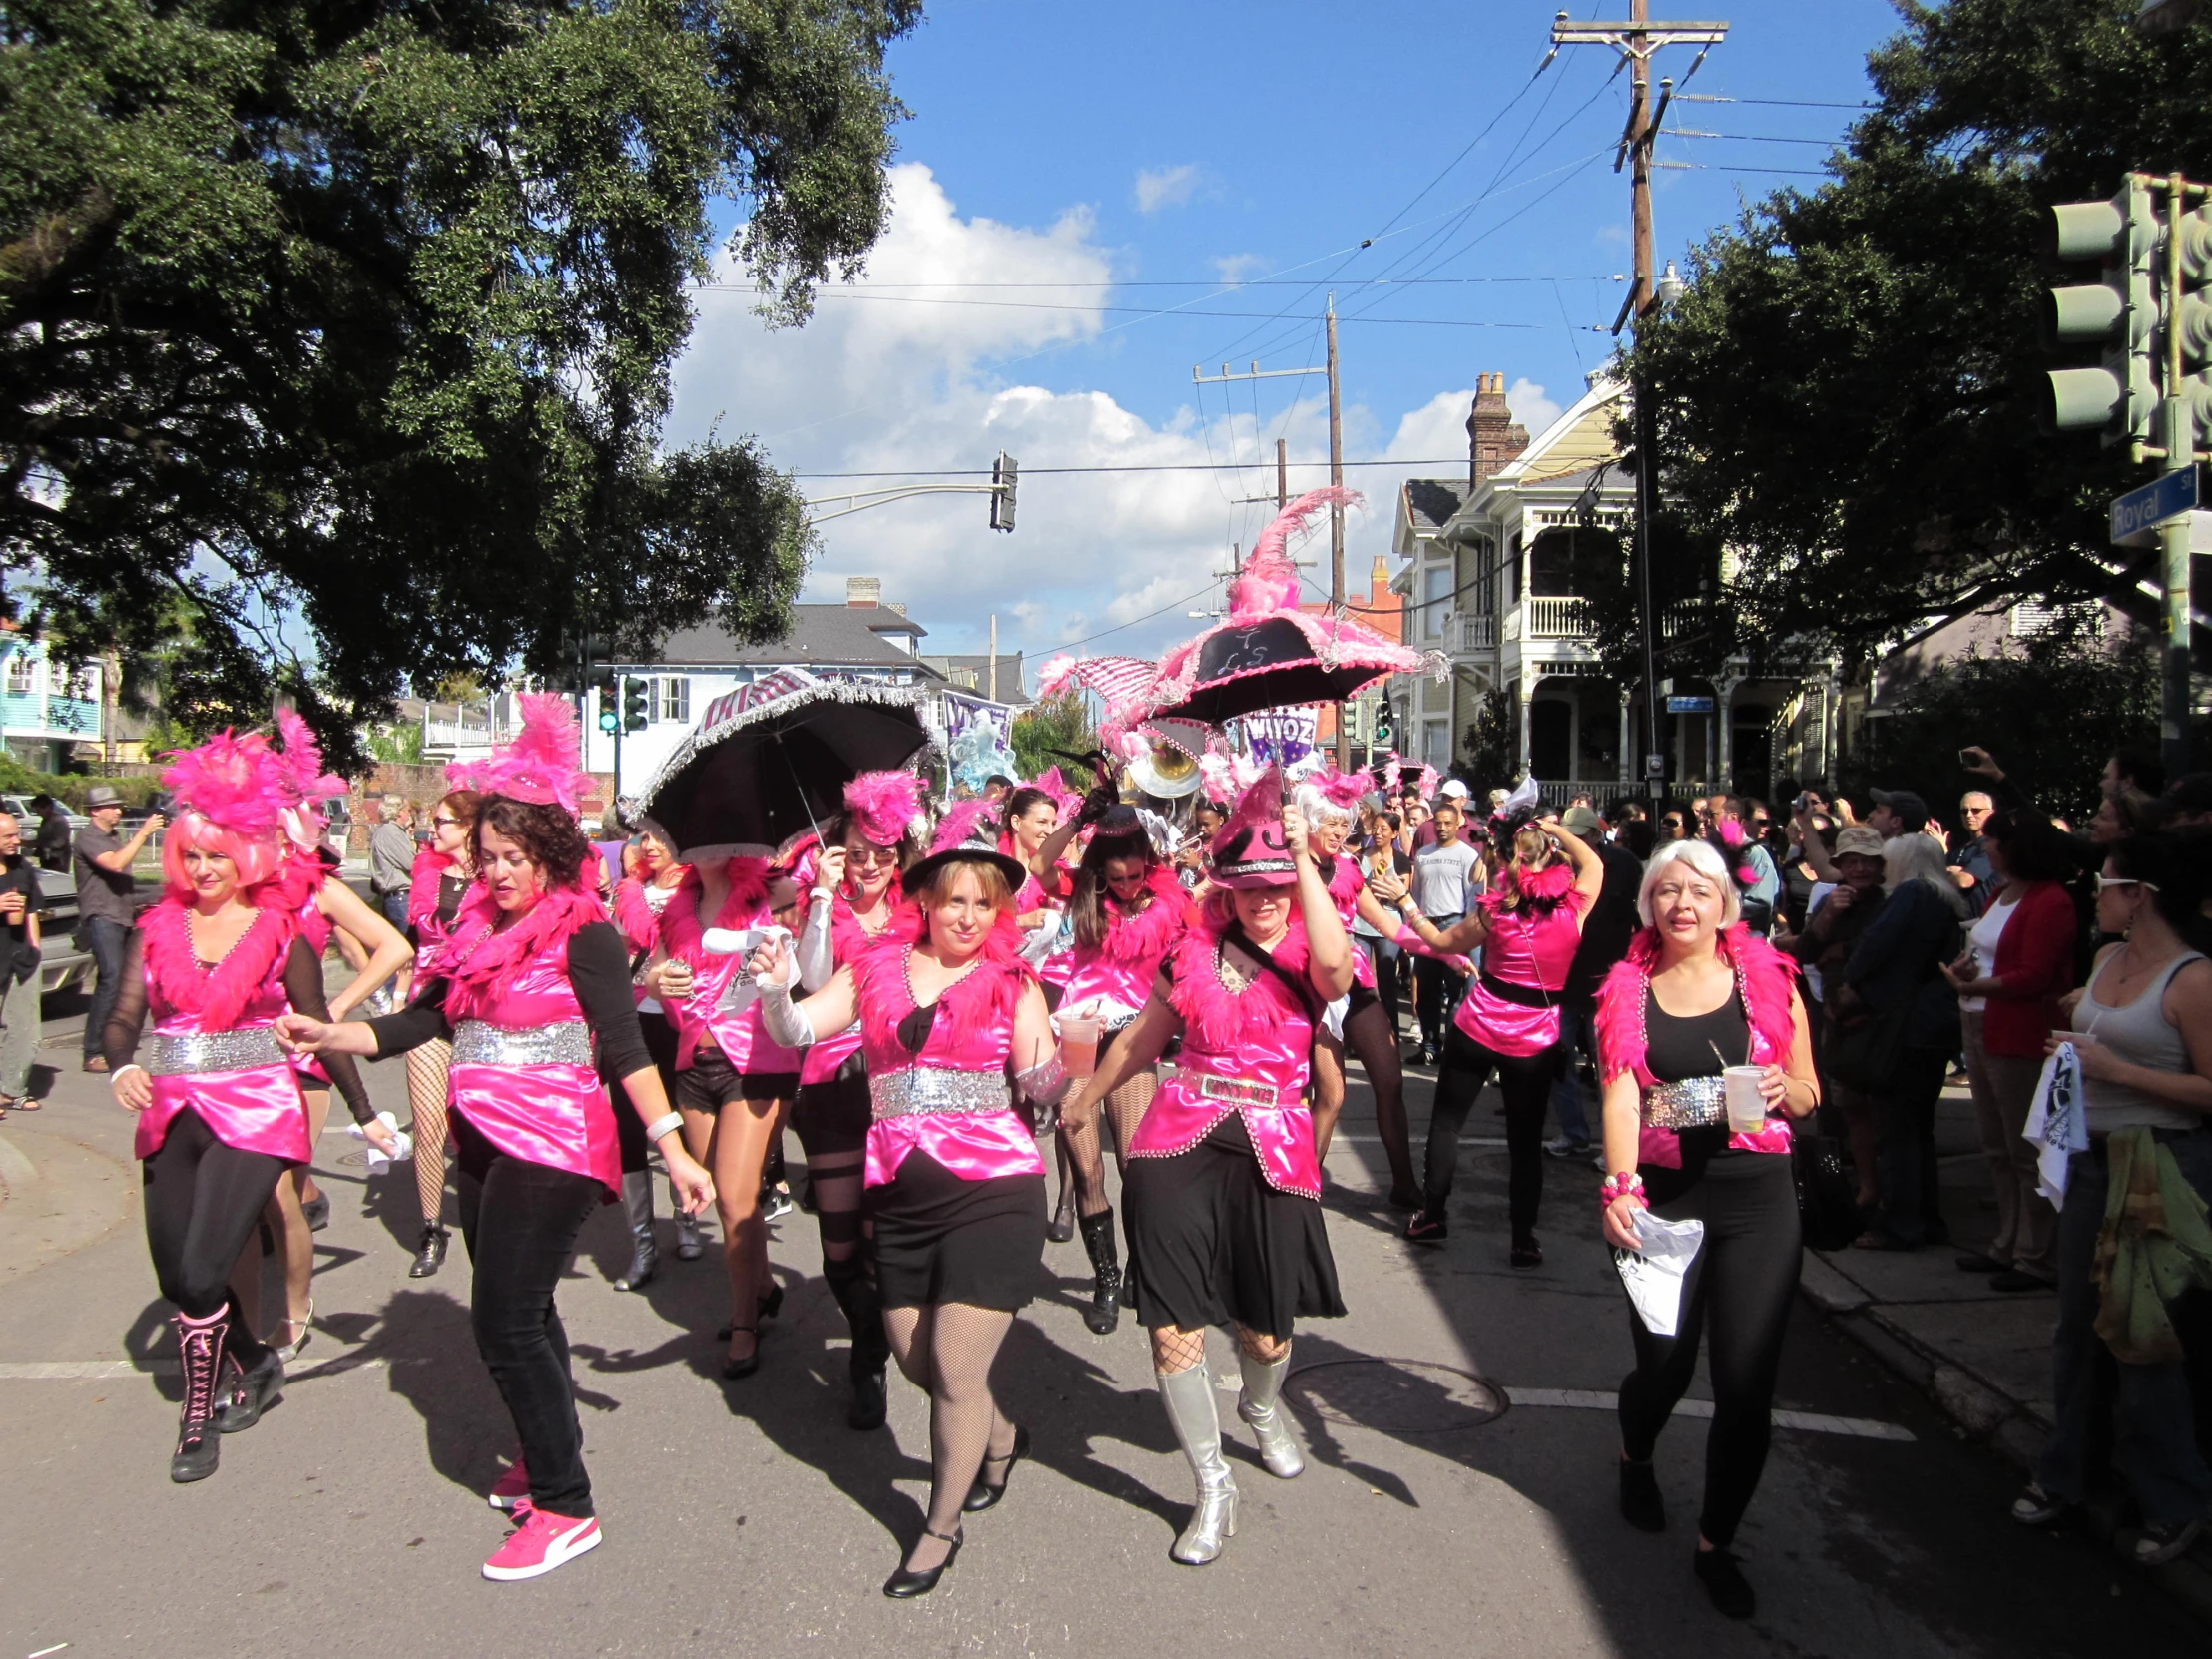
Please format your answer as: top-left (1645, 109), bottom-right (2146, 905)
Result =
top-left (844, 845), bottom-right (898, 866)
top-left (2095, 874), bottom-right (2157, 894)
top-left (432, 815), bottom-right (461, 830)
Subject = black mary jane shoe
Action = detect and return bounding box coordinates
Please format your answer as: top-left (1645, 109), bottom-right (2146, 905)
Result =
top-left (715, 1282), bottom-right (786, 1343)
top-left (300, 1191), bottom-right (331, 1233)
top-left (963, 1424), bottom-right (1030, 1512)
top-left (721, 1326), bottom-right (761, 1381)
top-left (216, 1349), bottom-right (284, 1434)
top-left (883, 1527), bottom-right (963, 1598)
top-left (1509, 1236), bottom-right (1543, 1270)
top-left (1046, 1184), bottom-right (1077, 1245)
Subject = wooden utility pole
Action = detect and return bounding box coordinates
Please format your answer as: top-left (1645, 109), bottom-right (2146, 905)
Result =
top-left (1552, 6), bottom-right (1727, 799)
top-left (1276, 437), bottom-right (1288, 510)
top-left (1327, 293), bottom-right (1349, 769)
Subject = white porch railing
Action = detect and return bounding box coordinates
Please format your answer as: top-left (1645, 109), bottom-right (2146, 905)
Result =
top-left (1524, 596), bottom-right (1592, 638)
top-left (1443, 612), bottom-right (1496, 655)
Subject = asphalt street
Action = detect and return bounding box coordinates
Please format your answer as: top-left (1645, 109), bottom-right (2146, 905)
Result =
top-left (0, 999), bottom-right (2199, 1659)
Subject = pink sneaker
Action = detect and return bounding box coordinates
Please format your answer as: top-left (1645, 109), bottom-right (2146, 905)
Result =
top-left (481, 1507), bottom-right (600, 1581)
top-left (487, 1459), bottom-right (531, 1511)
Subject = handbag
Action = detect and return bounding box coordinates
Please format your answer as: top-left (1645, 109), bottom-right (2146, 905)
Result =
top-left (1792, 1127), bottom-right (1860, 1251)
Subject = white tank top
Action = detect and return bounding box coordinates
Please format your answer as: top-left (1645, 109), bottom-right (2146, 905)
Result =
top-left (2072, 949), bottom-right (2206, 1132)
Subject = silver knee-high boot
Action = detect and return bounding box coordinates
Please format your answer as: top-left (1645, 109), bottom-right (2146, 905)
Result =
top-left (1156, 1364), bottom-right (1238, 1565)
top-left (1236, 1349), bottom-right (1305, 1479)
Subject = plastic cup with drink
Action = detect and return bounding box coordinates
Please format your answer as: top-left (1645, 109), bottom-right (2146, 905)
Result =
top-left (1722, 1065), bottom-right (1770, 1134)
top-left (1059, 1007), bottom-right (1102, 1078)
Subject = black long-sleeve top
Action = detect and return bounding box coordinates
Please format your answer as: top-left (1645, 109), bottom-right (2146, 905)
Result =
top-left (103, 931), bottom-right (377, 1125)
top-left (362, 919), bottom-right (655, 1081)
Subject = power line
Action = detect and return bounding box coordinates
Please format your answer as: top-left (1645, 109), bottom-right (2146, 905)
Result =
top-left (790, 457), bottom-right (1491, 479)
top-left (1676, 94), bottom-right (1873, 109)
top-left (747, 291), bottom-right (1564, 327)
top-left (1052, 581), bottom-right (1224, 651)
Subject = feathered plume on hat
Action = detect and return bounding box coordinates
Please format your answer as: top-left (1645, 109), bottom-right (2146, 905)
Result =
top-left (447, 693), bottom-right (593, 817)
top-left (1029, 764), bottom-right (1084, 823)
top-left (1297, 766), bottom-right (1372, 827)
top-left (843, 771), bottom-right (925, 849)
top-left (1380, 752), bottom-right (1403, 795)
top-left (1413, 762), bottom-right (1439, 801)
top-left (163, 731), bottom-right (291, 842)
top-left (1229, 488), bottom-right (1362, 624)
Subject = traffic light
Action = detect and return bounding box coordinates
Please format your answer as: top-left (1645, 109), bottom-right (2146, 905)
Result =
top-left (622, 676), bottom-right (650, 733)
top-left (598, 708), bottom-right (619, 734)
top-left (1372, 702), bottom-right (1395, 751)
top-left (989, 451), bottom-right (1018, 532)
top-left (2174, 201), bottom-right (2212, 438)
top-left (2041, 179), bottom-right (2159, 447)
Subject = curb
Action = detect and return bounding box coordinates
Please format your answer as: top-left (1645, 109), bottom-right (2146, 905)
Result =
top-left (1797, 1258), bottom-right (2212, 1627)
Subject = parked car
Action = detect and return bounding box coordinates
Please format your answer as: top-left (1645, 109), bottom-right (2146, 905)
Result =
top-left (0, 794), bottom-right (88, 834)
top-left (29, 865), bottom-right (99, 996)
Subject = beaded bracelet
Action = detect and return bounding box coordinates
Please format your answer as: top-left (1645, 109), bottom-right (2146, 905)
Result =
top-left (1599, 1171), bottom-right (1645, 1208)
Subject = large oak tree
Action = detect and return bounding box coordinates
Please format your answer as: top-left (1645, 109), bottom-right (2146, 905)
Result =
top-left (2, 0), bottom-right (920, 756)
top-left (1623, 0), bottom-right (2212, 675)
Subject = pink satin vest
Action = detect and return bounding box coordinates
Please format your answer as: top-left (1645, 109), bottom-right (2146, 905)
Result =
top-left (138, 934), bottom-right (310, 1165)
top-left (444, 926), bottom-right (621, 1196)
top-left (1131, 929), bottom-right (1322, 1199)
top-left (668, 891), bottom-right (802, 1077)
top-left (858, 947), bottom-right (1043, 1188)
top-left (1453, 890), bottom-right (1590, 1057)
top-left (1059, 899), bottom-right (1184, 1023)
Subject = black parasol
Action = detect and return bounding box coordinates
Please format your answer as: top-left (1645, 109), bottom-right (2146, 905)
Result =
top-left (637, 668), bottom-right (934, 858)
top-left (1147, 618), bottom-right (1399, 726)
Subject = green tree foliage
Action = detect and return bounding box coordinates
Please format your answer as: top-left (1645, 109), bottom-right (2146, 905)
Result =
top-left (1010, 691), bottom-right (1097, 784)
top-left (363, 721), bottom-right (426, 766)
top-left (1624, 0), bottom-right (2212, 670)
top-left (1847, 616), bottom-right (2164, 822)
top-left (1, 0), bottom-right (921, 761)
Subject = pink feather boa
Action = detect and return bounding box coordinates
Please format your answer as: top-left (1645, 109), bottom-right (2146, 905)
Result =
top-left (422, 883), bottom-right (606, 996)
top-left (1594, 924), bottom-right (1799, 1088)
top-left (658, 858), bottom-right (774, 970)
top-left (1167, 910), bottom-right (1314, 1053)
top-left (1481, 857), bottom-right (1577, 919)
top-left (850, 898), bottom-right (1036, 1053)
top-left (610, 873), bottom-right (665, 953)
top-left (407, 847), bottom-right (457, 935)
top-left (140, 897), bottom-right (300, 1029)
top-left (1094, 864), bottom-right (1189, 965)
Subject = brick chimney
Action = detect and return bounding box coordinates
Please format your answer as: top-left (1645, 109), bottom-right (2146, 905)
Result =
top-left (845, 575), bottom-right (882, 609)
top-left (1467, 371), bottom-right (1529, 490)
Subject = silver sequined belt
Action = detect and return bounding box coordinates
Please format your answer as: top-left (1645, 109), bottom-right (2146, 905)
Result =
top-left (145, 1028), bottom-right (288, 1077)
top-left (870, 1067), bottom-right (1012, 1120)
top-left (1640, 1075), bottom-right (1728, 1130)
top-left (451, 1019), bottom-right (594, 1068)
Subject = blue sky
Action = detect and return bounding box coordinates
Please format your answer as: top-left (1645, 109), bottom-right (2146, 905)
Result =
top-left (668, 0), bottom-right (1903, 681)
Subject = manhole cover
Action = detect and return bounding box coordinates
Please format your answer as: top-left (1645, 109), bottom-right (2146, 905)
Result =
top-left (1286, 1359), bottom-right (1509, 1433)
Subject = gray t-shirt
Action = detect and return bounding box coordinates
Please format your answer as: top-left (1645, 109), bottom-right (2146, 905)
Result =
top-left (72, 825), bottom-right (135, 924)
top-left (370, 822), bottom-right (415, 894)
top-left (1412, 838), bottom-right (1482, 918)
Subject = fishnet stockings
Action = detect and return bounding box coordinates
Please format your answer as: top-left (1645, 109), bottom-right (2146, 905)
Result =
top-left (1060, 1066), bottom-right (1159, 1216)
top-left (406, 1039), bottom-right (453, 1227)
top-left (883, 1302), bottom-right (1017, 1565)
top-left (1150, 1322), bottom-right (1289, 1373)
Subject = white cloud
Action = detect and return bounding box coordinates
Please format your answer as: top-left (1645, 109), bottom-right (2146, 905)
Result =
top-left (1134, 164), bottom-right (1201, 214)
top-left (1212, 253), bottom-right (1267, 287)
top-left (1506, 377), bottom-right (1563, 436)
top-left (667, 162), bottom-right (1524, 681)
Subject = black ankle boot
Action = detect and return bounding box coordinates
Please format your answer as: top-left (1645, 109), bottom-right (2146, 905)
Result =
top-left (1047, 1180), bottom-right (1077, 1244)
top-left (170, 1310), bottom-right (228, 1483)
top-left (1077, 1209), bottom-right (1123, 1335)
top-left (1619, 1457), bottom-right (1664, 1532)
top-left (408, 1223), bottom-right (449, 1279)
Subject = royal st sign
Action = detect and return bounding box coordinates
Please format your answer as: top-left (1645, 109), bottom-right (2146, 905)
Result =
top-left (2110, 467), bottom-right (2200, 548)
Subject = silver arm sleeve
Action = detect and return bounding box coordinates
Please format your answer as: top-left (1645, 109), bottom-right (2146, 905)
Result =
top-left (1015, 1057), bottom-right (1072, 1138)
top-left (796, 893), bottom-right (837, 992)
top-left (758, 979), bottom-right (816, 1051)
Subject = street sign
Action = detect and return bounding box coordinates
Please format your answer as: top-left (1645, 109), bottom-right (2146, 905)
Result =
top-left (1665, 695), bottom-right (1715, 715)
top-left (2110, 466), bottom-right (2200, 547)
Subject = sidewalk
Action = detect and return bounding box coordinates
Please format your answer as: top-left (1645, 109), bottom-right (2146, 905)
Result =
top-left (1797, 1078), bottom-right (2212, 1621)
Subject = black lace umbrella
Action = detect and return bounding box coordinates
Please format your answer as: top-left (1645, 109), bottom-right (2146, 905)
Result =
top-left (637, 668), bottom-right (934, 858)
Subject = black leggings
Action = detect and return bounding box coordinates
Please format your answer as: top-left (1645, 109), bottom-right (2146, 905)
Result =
top-left (1423, 1024), bottom-right (1558, 1240)
top-left (453, 1113), bottom-right (604, 1519)
top-left (1618, 1145), bottom-right (1801, 1547)
top-left (141, 1107), bottom-right (288, 1332)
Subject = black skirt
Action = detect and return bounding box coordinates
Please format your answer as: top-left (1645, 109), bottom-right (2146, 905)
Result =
top-left (1124, 1114), bottom-right (1345, 1338)
top-left (793, 1052), bottom-right (870, 1159)
top-left (868, 1151), bottom-right (1046, 1312)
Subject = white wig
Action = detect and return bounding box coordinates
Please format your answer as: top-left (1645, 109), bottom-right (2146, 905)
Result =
top-left (1636, 837), bottom-right (1742, 929)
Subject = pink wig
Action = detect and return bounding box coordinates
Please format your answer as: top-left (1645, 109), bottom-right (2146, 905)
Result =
top-left (162, 809), bottom-right (286, 898)
top-left (161, 730), bottom-right (290, 842)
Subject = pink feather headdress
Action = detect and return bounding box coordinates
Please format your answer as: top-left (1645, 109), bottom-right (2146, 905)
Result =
top-left (1380, 753), bottom-right (1404, 795)
top-left (448, 692), bottom-right (593, 817)
top-left (1297, 766), bottom-right (1372, 825)
top-left (275, 709), bottom-right (347, 849)
top-left (162, 731), bottom-right (290, 841)
top-left (843, 771), bottom-right (924, 848)
top-left (930, 797), bottom-right (1000, 855)
top-left (1229, 488), bottom-right (1359, 622)
top-left (1029, 764), bottom-right (1083, 822)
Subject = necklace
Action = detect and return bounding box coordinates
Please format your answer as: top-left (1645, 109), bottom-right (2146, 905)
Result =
top-left (2106, 938), bottom-right (2179, 1000)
